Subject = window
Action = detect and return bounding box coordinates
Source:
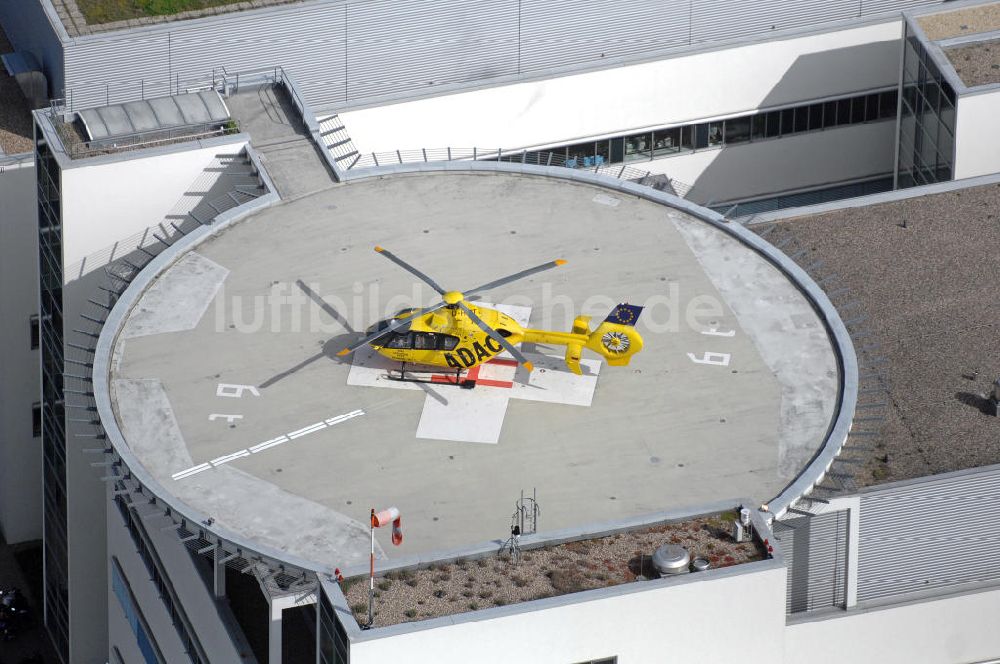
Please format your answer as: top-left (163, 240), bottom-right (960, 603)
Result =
top-left (624, 132), bottom-right (652, 162)
top-left (793, 106), bottom-right (809, 133)
top-left (111, 559), bottom-right (161, 664)
top-left (693, 123), bottom-right (710, 149)
top-left (595, 139), bottom-right (612, 165)
top-left (413, 333), bottom-right (437, 350)
top-left (567, 142), bottom-right (594, 165)
top-left (808, 103), bottom-right (824, 131)
top-left (608, 137), bottom-right (624, 164)
top-left (385, 332), bottom-right (413, 349)
top-left (923, 80), bottom-right (941, 114)
top-left (410, 333), bottom-right (459, 351)
top-left (707, 121), bottom-right (723, 146)
top-left (652, 127), bottom-right (680, 155)
top-left (723, 116), bottom-right (750, 145)
top-left (836, 98), bottom-right (851, 125)
top-left (780, 108), bottom-right (795, 135)
top-left (30, 315), bottom-right (39, 349)
top-left (319, 592), bottom-right (350, 664)
top-left (864, 93), bottom-right (880, 122)
top-left (878, 90), bottom-right (898, 120)
top-left (542, 89), bottom-right (896, 167)
top-left (438, 334), bottom-right (459, 350)
top-left (680, 125), bottom-right (695, 151)
top-left (764, 111), bottom-right (781, 138)
top-left (823, 100), bottom-right (839, 128)
top-left (850, 96), bottom-right (866, 124)
top-left (32, 403), bottom-right (41, 438)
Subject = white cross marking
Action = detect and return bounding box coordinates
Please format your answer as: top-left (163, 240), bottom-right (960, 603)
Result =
top-left (346, 304), bottom-right (601, 444)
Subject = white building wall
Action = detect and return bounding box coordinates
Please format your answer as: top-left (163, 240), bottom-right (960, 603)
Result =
top-left (644, 121), bottom-right (896, 203)
top-left (349, 566), bottom-right (787, 664)
top-left (58, 137), bottom-right (247, 662)
top-left (0, 159), bottom-right (42, 544)
top-left (953, 89), bottom-right (1000, 181)
top-left (338, 20), bottom-right (903, 154)
top-left (785, 585), bottom-right (1000, 664)
top-left (59, 139), bottom-right (247, 273)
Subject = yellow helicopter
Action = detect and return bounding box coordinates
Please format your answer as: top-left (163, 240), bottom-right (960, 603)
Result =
top-left (337, 247), bottom-right (644, 380)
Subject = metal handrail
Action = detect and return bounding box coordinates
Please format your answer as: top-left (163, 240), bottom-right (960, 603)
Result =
top-left (344, 146), bottom-right (695, 198)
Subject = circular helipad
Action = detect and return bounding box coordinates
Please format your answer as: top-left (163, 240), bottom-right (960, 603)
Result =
top-left (107, 172), bottom-right (840, 565)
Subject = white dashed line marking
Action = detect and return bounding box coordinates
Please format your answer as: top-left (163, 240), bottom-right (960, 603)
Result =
top-left (171, 463), bottom-right (210, 480)
top-left (288, 421), bottom-right (328, 440)
top-left (171, 409), bottom-right (364, 481)
top-left (248, 435), bottom-right (289, 454)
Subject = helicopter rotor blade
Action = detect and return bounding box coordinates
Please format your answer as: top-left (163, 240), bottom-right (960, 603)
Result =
top-left (373, 246), bottom-right (446, 295)
top-left (457, 301), bottom-right (534, 373)
top-left (464, 259), bottom-right (566, 298)
top-left (336, 302), bottom-right (448, 357)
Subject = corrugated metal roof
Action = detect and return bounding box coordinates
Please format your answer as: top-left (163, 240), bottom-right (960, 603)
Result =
top-left (344, 0), bottom-right (518, 101)
top-left (520, 0), bottom-right (690, 73)
top-left (777, 510), bottom-right (849, 613)
top-left (60, 0), bottom-right (947, 113)
top-left (76, 89), bottom-right (230, 141)
top-left (858, 468), bottom-right (1000, 602)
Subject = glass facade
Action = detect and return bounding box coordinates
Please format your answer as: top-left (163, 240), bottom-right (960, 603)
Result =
top-left (500, 89), bottom-right (898, 169)
top-left (111, 558), bottom-right (163, 664)
top-left (36, 130), bottom-right (70, 663)
top-left (319, 589), bottom-right (350, 664)
top-left (114, 494), bottom-right (205, 663)
top-left (896, 23), bottom-right (956, 188)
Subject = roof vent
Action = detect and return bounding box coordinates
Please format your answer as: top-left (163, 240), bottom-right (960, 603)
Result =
top-left (652, 544), bottom-right (690, 576)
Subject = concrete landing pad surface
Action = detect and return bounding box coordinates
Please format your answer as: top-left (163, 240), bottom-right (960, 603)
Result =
top-left (110, 172), bottom-right (839, 565)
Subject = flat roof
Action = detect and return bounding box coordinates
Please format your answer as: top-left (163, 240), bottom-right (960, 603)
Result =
top-left (917, 2), bottom-right (1000, 40)
top-left (342, 509), bottom-right (764, 628)
top-left (61, 0), bottom-right (304, 36)
top-left (0, 26), bottom-right (33, 155)
top-left (778, 182), bottom-right (1000, 486)
top-left (945, 38), bottom-right (1000, 87)
top-left (108, 172), bottom-right (839, 567)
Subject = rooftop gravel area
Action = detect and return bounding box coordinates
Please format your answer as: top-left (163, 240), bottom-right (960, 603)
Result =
top-left (918, 3), bottom-right (1000, 40)
top-left (343, 512), bottom-right (766, 628)
top-left (56, 0), bottom-right (302, 35)
top-left (946, 38), bottom-right (1000, 87)
top-left (776, 184), bottom-right (1000, 486)
top-left (0, 27), bottom-right (34, 155)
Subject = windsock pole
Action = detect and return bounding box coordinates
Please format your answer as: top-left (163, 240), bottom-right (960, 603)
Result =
top-left (367, 506), bottom-right (402, 628)
top-left (368, 509), bottom-right (375, 627)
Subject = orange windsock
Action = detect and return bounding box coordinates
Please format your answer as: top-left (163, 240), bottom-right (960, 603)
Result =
top-left (372, 506), bottom-right (403, 546)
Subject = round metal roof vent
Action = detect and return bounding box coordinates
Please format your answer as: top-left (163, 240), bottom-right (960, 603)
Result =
top-left (652, 544), bottom-right (690, 575)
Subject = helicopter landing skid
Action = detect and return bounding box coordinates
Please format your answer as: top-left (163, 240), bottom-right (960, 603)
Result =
top-left (385, 363), bottom-right (476, 389)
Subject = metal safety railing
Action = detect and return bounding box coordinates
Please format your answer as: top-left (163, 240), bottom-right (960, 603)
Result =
top-left (341, 145), bottom-right (695, 198)
top-left (63, 121), bottom-right (241, 159)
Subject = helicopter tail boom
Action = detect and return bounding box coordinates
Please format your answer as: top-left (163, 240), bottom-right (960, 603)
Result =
top-left (584, 304), bottom-right (644, 368)
top-left (522, 304), bottom-right (644, 375)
